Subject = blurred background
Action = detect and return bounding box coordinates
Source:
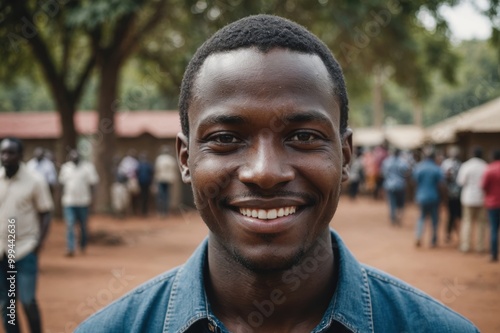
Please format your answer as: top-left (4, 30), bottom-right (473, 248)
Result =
top-left (1, 1), bottom-right (500, 332)
top-left (1, 0), bottom-right (499, 213)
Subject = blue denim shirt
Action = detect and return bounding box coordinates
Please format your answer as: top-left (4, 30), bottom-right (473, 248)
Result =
top-left (76, 230), bottom-right (479, 333)
top-left (413, 158), bottom-right (444, 205)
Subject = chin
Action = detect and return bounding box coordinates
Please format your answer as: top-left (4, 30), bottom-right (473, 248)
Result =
top-left (231, 245), bottom-right (305, 274)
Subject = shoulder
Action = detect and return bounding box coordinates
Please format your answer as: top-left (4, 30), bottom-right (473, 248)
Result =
top-left (76, 268), bottom-right (180, 333)
top-left (23, 166), bottom-right (46, 185)
top-left (60, 162), bottom-right (72, 170)
top-left (362, 265), bottom-right (479, 332)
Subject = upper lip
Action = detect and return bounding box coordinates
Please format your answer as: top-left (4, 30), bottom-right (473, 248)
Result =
top-left (228, 197), bottom-right (309, 209)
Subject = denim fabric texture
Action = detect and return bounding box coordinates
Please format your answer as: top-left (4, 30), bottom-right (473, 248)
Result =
top-left (413, 159), bottom-right (443, 205)
top-left (488, 208), bottom-right (500, 260)
top-left (75, 230), bottom-right (479, 333)
top-left (63, 206), bottom-right (89, 252)
top-left (416, 201), bottom-right (440, 245)
top-left (0, 252), bottom-right (41, 332)
top-left (157, 182), bottom-right (171, 215)
top-left (387, 189), bottom-right (405, 224)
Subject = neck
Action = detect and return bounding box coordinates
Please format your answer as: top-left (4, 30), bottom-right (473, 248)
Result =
top-left (206, 232), bottom-right (336, 333)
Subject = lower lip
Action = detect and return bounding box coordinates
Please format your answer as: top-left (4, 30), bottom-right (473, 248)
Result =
top-left (230, 209), bottom-right (303, 234)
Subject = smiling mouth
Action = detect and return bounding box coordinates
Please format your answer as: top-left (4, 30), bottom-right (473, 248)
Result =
top-left (238, 206), bottom-right (297, 220)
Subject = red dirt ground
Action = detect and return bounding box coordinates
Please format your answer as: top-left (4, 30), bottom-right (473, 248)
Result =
top-left (8, 197), bottom-right (500, 333)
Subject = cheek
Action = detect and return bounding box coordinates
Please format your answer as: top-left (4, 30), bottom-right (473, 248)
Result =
top-left (300, 152), bottom-right (342, 191)
top-left (190, 156), bottom-right (233, 208)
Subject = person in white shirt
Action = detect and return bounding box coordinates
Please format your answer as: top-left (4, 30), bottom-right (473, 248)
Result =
top-left (457, 147), bottom-right (488, 253)
top-left (0, 138), bottom-right (53, 332)
top-left (59, 150), bottom-right (99, 257)
top-left (26, 147), bottom-right (57, 189)
top-left (154, 146), bottom-right (177, 217)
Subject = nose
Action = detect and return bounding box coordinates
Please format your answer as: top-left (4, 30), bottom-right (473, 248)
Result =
top-left (238, 131), bottom-right (295, 189)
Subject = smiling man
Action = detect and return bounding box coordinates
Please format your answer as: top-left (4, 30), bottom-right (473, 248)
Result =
top-left (76, 15), bottom-right (478, 333)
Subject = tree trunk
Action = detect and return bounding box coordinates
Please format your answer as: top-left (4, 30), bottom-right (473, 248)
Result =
top-left (372, 67), bottom-right (385, 128)
top-left (412, 96), bottom-right (423, 127)
top-left (93, 57), bottom-right (120, 213)
top-left (58, 103), bottom-right (77, 165)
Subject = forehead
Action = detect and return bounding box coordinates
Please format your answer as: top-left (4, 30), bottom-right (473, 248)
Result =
top-left (194, 47), bottom-right (334, 98)
top-left (189, 48), bottom-right (339, 129)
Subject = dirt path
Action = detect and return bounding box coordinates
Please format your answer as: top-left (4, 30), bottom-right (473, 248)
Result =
top-left (8, 197), bottom-right (500, 333)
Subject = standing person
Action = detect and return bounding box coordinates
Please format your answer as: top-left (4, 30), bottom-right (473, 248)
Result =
top-left (26, 147), bottom-right (57, 195)
top-left (348, 146), bottom-right (364, 200)
top-left (481, 150), bottom-right (500, 262)
top-left (118, 149), bottom-right (140, 215)
top-left (413, 149), bottom-right (444, 247)
top-left (136, 152), bottom-right (154, 216)
top-left (382, 148), bottom-right (410, 226)
top-left (373, 143), bottom-right (389, 200)
top-left (0, 138), bottom-right (53, 333)
top-left (59, 149), bottom-right (99, 257)
top-left (76, 15), bottom-right (478, 333)
top-left (440, 146), bottom-right (462, 243)
top-left (154, 146), bottom-right (177, 217)
top-left (362, 147), bottom-right (377, 194)
top-left (110, 174), bottom-right (130, 219)
top-left (457, 147), bottom-right (488, 253)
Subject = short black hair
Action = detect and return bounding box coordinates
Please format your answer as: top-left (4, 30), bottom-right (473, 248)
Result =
top-left (179, 14), bottom-right (349, 137)
top-left (473, 147), bottom-right (483, 159)
top-left (493, 150), bottom-right (500, 161)
top-left (1, 137), bottom-right (24, 155)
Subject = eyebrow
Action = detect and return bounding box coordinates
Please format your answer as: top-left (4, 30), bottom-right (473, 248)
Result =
top-left (283, 111), bottom-right (332, 124)
top-left (197, 110), bottom-right (334, 132)
top-left (201, 114), bottom-right (246, 126)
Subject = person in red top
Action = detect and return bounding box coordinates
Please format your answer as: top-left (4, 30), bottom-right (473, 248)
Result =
top-left (481, 150), bottom-right (500, 262)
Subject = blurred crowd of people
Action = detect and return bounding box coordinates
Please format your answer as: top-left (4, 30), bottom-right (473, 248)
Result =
top-left (0, 137), bottom-right (180, 331)
top-left (18, 144), bottom-right (178, 257)
top-left (348, 143), bottom-right (500, 263)
top-left (111, 146), bottom-right (177, 219)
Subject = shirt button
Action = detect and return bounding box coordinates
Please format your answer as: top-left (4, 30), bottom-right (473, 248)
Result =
top-left (208, 322), bottom-right (216, 332)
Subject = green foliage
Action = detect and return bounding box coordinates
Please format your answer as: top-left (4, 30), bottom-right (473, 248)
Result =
top-left (1, 0), bottom-right (497, 131)
top-left (0, 76), bottom-right (54, 112)
top-left (67, 0), bottom-right (142, 29)
top-left (424, 40), bottom-right (500, 125)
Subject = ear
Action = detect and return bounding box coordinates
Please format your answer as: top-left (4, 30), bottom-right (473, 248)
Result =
top-left (176, 132), bottom-right (191, 184)
top-left (340, 128), bottom-right (353, 183)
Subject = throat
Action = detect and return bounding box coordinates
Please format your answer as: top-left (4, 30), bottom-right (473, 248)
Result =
top-left (205, 238), bottom-right (337, 332)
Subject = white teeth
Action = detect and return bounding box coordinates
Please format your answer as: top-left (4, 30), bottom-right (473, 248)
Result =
top-left (267, 209), bottom-right (277, 219)
top-left (239, 206), bottom-right (298, 220)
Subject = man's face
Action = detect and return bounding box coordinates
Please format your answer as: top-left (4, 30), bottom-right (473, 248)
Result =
top-left (177, 48), bottom-right (352, 271)
top-left (34, 148), bottom-right (44, 161)
top-left (68, 150), bottom-right (80, 164)
top-left (1, 140), bottom-right (22, 170)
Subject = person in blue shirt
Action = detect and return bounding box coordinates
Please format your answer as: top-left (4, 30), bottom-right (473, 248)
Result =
top-left (382, 148), bottom-right (410, 226)
top-left (136, 152), bottom-right (154, 216)
top-left (413, 148), bottom-right (445, 248)
top-left (76, 15), bottom-right (478, 333)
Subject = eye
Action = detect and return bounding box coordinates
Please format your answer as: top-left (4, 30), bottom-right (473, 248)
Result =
top-left (212, 134), bottom-right (240, 144)
top-left (288, 132), bottom-right (318, 142)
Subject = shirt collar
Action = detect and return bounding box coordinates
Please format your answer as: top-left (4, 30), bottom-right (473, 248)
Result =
top-left (163, 229), bottom-right (373, 333)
